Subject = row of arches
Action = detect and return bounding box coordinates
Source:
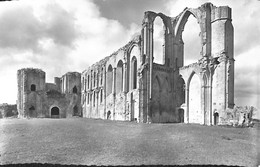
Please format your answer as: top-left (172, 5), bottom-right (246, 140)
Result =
top-left (150, 10), bottom-right (202, 67)
top-left (82, 67), bottom-right (104, 92)
top-left (106, 56), bottom-right (138, 95)
top-left (50, 105), bottom-right (80, 118)
top-left (27, 105), bottom-right (80, 118)
top-left (179, 70), bottom-right (220, 125)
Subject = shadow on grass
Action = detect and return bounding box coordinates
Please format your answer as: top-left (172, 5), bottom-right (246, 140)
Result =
top-left (0, 163), bottom-right (244, 167)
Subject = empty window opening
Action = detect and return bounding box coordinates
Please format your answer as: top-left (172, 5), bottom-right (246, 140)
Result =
top-left (178, 108), bottom-right (184, 123)
top-left (183, 15), bottom-right (201, 66)
top-left (153, 17), bottom-right (165, 65)
top-left (63, 77), bottom-right (66, 93)
top-left (214, 112), bottom-right (219, 125)
top-left (107, 110), bottom-right (111, 120)
top-left (116, 60), bottom-right (123, 93)
top-left (131, 57), bottom-right (137, 89)
top-left (51, 107), bottom-right (59, 116)
top-left (100, 90), bottom-right (103, 103)
top-left (84, 78), bottom-right (87, 91)
top-left (142, 55), bottom-right (146, 64)
top-left (31, 84), bottom-right (36, 91)
top-left (93, 92), bottom-right (95, 107)
top-left (100, 68), bottom-right (103, 85)
top-left (90, 93), bottom-right (92, 105)
top-left (106, 65), bottom-right (113, 95)
top-left (97, 92), bottom-right (99, 105)
top-left (82, 77), bottom-right (85, 90)
top-left (94, 72), bottom-right (96, 87)
top-left (73, 86), bottom-right (77, 93)
top-left (87, 75), bottom-right (90, 89)
top-left (29, 106), bottom-right (36, 117)
top-left (87, 93), bottom-right (90, 104)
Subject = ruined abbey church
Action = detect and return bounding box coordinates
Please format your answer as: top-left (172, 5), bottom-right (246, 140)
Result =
top-left (17, 3), bottom-right (234, 125)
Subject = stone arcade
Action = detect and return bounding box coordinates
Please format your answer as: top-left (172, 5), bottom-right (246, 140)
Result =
top-left (17, 3), bottom-right (234, 125)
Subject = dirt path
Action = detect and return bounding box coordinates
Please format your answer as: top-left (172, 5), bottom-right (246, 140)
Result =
top-left (0, 118), bottom-right (259, 166)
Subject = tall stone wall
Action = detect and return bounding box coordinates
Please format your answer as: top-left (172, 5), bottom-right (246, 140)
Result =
top-left (17, 68), bottom-right (46, 118)
top-left (17, 3), bottom-right (234, 125)
top-left (81, 35), bottom-right (142, 122)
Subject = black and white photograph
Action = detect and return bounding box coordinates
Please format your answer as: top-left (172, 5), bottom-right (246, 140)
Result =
top-left (0, 0), bottom-right (259, 166)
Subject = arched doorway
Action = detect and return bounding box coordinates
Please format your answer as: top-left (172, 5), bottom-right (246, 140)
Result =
top-left (73, 105), bottom-right (78, 116)
top-left (214, 112), bottom-right (219, 125)
top-left (107, 110), bottom-right (111, 120)
top-left (188, 73), bottom-right (202, 124)
top-left (51, 107), bottom-right (60, 118)
top-left (178, 108), bottom-right (184, 123)
top-left (29, 106), bottom-right (36, 117)
top-left (73, 86), bottom-right (77, 93)
top-left (30, 84), bottom-right (36, 91)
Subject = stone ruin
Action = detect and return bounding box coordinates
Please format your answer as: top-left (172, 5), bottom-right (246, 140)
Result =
top-left (17, 3), bottom-right (234, 125)
top-left (17, 68), bottom-right (81, 118)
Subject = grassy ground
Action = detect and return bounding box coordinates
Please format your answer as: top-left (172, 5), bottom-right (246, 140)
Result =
top-left (0, 118), bottom-right (259, 166)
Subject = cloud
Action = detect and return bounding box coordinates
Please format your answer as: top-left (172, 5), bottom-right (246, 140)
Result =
top-left (94, 0), bottom-right (171, 27)
top-left (42, 3), bottom-right (79, 47)
top-left (0, 6), bottom-right (42, 51)
top-left (0, 0), bottom-right (140, 104)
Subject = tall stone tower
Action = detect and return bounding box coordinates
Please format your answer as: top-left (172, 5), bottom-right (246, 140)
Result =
top-left (17, 68), bottom-right (46, 118)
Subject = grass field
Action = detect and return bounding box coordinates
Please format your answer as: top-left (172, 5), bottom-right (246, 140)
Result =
top-left (0, 118), bottom-right (259, 166)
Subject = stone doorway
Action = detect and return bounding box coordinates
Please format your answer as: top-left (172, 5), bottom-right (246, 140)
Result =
top-left (29, 106), bottom-right (36, 117)
top-left (73, 105), bottom-right (78, 116)
top-left (51, 107), bottom-right (60, 118)
top-left (188, 73), bottom-right (202, 124)
top-left (107, 110), bottom-right (111, 120)
top-left (178, 108), bottom-right (184, 123)
top-left (214, 112), bottom-right (219, 125)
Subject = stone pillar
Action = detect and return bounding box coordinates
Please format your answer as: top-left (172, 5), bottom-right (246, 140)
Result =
top-left (184, 88), bottom-right (189, 123)
top-left (143, 19), bottom-right (150, 123)
top-left (211, 6), bottom-right (234, 113)
top-left (104, 70), bottom-right (107, 119)
top-left (201, 84), bottom-right (206, 125)
top-left (208, 73), bottom-right (213, 125)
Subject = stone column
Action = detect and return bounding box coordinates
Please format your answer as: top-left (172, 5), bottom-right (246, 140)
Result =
top-left (201, 84), bottom-right (206, 125)
top-left (208, 73), bottom-right (213, 125)
top-left (211, 6), bottom-right (234, 112)
top-left (184, 87), bottom-right (189, 123)
top-left (104, 69), bottom-right (107, 119)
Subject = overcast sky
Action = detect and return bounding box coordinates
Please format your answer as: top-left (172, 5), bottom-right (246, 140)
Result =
top-left (0, 0), bottom-right (259, 117)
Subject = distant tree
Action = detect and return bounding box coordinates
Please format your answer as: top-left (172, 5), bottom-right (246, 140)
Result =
top-left (0, 104), bottom-right (17, 118)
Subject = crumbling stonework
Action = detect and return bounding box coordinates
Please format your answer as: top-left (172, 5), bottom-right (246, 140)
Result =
top-left (81, 3), bottom-right (234, 125)
top-left (0, 103), bottom-right (17, 118)
top-left (17, 3), bottom-right (234, 125)
top-left (17, 68), bottom-right (81, 118)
